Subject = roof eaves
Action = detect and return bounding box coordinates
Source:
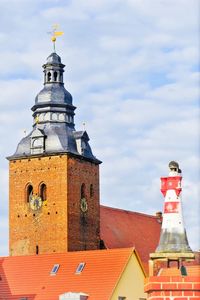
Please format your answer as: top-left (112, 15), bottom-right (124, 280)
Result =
top-left (132, 247), bottom-right (147, 277)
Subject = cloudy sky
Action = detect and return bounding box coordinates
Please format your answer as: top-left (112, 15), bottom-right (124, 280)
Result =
top-left (0, 0), bottom-right (199, 256)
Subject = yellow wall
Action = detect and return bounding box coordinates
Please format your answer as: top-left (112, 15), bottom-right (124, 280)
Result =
top-left (111, 251), bottom-right (147, 300)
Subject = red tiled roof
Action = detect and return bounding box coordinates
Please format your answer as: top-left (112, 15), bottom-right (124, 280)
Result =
top-left (100, 205), bottom-right (161, 272)
top-left (0, 248), bottom-right (142, 300)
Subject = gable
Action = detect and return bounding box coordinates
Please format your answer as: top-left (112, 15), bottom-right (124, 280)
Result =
top-left (111, 252), bottom-right (146, 300)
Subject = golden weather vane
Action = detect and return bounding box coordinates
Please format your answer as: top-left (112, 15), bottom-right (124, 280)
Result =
top-left (48, 24), bottom-right (64, 52)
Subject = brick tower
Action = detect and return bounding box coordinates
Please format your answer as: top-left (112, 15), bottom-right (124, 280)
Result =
top-left (8, 51), bottom-right (101, 256)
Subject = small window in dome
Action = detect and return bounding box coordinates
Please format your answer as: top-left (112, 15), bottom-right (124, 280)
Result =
top-left (52, 113), bottom-right (57, 121)
top-left (47, 72), bottom-right (51, 82)
top-left (54, 71), bottom-right (58, 81)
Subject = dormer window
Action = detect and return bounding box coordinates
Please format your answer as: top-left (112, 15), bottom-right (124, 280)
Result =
top-left (74, 131), bottom-right (90, 157)
top-left (30, 128), bottom-right (45, 155)
top-left (59, 293), bottom-right (88, 300)
top-left (32, 138), bottom-right (43, 148)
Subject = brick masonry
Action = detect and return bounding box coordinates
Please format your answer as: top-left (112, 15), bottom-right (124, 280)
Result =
top-left (9, 154), bottom-right (100, 256)
top-left (144, 275), bottom-right (200, 300)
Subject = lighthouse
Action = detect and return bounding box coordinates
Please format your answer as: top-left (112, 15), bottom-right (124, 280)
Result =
top-left (149, 161), bottom-right (194, 275)
top-left (156, 161), bottom-right (193, 253)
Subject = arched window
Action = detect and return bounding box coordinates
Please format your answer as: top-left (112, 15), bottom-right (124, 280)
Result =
top-left (26, 184), bottom-right (33, 203)
top-left (81, 183), bottom-right (86, 199)
top-left (47, 72), bottom-right (51, 82)
top-left (54, 71), bottom-right (58, 81)
top-left (39, 183), bottom-right (47, 201)
top-left (36, 245), bottom-right (39, 255)
top-left (90, 184), bottom-right (94, 198)
top-left (32, 138), bottom-right (43, 148)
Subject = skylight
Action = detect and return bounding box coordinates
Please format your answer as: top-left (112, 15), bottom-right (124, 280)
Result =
top-left (75, 262), bottom-right (85, 274)
top-left (50, 264), bottom-right (60, 275)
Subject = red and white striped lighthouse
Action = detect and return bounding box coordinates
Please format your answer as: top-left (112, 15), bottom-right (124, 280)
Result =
top-left (156, 161), bottom-right (193, 253)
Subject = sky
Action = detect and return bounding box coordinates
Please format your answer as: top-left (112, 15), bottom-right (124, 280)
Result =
top-left (0, 0), bottom-right (199, 256)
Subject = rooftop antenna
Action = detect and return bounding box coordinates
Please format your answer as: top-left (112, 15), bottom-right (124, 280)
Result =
top-left (82, 122), bottom-right (86, 131)
top-left (48, 24), bottom-right (64, 53)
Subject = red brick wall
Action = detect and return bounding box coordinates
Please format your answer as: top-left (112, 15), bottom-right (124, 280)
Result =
top-left (9, 154), bottom-right (100, 256)
top-left (67, 156), bottom-right (100, 251)
top-left (144, 275), bottom-right (200, 300)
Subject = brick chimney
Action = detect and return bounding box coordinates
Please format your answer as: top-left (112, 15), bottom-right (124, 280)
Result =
top-left (144, 273), bottom-right (200, 299)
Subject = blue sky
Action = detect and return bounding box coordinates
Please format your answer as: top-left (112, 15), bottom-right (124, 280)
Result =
top-left (0, 0), bottom-right (199, 255)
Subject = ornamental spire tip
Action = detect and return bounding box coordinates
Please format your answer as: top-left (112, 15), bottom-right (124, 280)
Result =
top-left (48, 24), bottom-right (64, 53)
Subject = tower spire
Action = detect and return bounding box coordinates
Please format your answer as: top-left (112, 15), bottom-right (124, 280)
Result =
top-left (9, 48), bottom-right (101, 164)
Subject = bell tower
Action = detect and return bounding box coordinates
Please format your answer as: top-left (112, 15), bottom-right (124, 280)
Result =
top-left (8, 52), bottom-right (101, 256)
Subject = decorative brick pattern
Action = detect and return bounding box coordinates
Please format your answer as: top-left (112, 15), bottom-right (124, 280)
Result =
top-left (9, 154), bottom-right (100, 256)
top-left (144, 275), bottom-right (200, 300)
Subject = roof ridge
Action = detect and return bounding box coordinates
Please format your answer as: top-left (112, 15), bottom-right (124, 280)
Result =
top-left (100, 204), bottom-right (158, 219)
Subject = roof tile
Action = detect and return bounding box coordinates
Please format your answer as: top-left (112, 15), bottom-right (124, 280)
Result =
top-left (100, 205), bottom-right (161, 272)
top-left (0, 248), bottom-right (137, 300)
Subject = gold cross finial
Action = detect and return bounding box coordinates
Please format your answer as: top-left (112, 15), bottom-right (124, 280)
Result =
top-left (48, 24), bottom-right (64, 52)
